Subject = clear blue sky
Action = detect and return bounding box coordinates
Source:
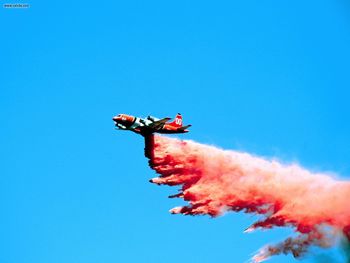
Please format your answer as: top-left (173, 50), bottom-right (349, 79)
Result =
top-left (2, 1), bottom-right (350, 262)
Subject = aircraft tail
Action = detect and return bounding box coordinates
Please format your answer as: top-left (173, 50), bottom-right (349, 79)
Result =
top-left (169, 113), bottom-right (183, 128)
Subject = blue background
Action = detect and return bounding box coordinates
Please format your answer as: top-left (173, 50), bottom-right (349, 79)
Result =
top-left (2, 1), bottom-right (350, 262)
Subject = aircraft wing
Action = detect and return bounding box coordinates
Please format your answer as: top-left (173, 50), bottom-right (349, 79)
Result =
top-left (148, 117), bottom-right (171, 130)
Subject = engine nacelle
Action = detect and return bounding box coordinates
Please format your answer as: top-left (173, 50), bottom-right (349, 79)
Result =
top-left (147, 116), bottom-right (159, 122)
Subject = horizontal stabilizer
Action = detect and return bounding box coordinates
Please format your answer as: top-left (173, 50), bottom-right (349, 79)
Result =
top-left (178, 124), bottom-right (191, 131)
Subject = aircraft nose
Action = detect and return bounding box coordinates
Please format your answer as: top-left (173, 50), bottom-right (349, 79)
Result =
top-left (112, 116), bottom-right (118, 121)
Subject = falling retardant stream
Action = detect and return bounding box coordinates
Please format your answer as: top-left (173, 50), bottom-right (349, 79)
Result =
top-left (144, 135), bottom-right (350, 262)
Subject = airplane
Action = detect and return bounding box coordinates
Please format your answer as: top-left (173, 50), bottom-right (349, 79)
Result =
top-left (112, 113), bottom-right (191, 136)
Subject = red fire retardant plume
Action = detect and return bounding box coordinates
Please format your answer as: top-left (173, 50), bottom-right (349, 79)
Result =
top-left (147, 135), bottom-right (350, 262)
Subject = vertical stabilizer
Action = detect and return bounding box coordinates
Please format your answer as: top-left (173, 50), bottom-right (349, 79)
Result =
top-left (169, 113), bottom-right (183, 127)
